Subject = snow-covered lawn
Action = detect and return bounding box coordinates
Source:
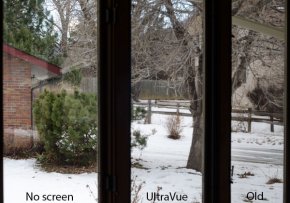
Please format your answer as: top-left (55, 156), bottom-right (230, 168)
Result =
top-left (4, 108), bottom-right (284, 203)
top-left (131, 113), bottom-right (284, 203)
top-left (4, 158), bottom-right (98, 203)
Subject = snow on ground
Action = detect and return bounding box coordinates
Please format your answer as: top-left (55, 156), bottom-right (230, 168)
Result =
top-left (131, 116), bottom-right (202, 202)
top-left (4, 106), bottom-right (284, 203)
top-left (4, 158), bottom-right (98, 203)
top-left (231, 161), bottom-right (283, 203)
top-left (131, 113), bottom-right (284, 203)
top-left (231, 121), bottom-right (284, 149)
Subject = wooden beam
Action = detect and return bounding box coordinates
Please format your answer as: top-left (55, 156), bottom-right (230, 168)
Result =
top-left (232, 16), bottom-right (284, 40)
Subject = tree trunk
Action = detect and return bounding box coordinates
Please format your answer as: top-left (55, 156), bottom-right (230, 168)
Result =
top-left (52, 0), bottom-right (71, 57)
top-left (186, 53), bottom-right (203, 172)
top-left (232, 30), bottom-right (255, 94)
top-left (187, 112), bottom-right (203, 172)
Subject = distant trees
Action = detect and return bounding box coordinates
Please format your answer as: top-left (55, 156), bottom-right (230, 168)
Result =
top-left (232, 0), bottom-right (285, 112)
top-left (9, 0), bottom-right (284, 172)
top-left (46, 0), bottom-right (98, 75)
top-left (3, 0), bottom-right (99, 69)
top-left (132, 0), bottom-right (204, 171)
top-left (131, 0), bottom-right (285, 172)
top-left (3, 0), bottom-right (61, 65)
top-left (36, 0), bottom-right (284, 172)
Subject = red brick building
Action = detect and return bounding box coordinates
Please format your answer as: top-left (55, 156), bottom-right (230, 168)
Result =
top-left (3, 44), bottom-right (61, 154)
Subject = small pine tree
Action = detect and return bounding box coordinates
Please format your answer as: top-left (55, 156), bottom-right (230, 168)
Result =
top-left (33, 90), bottom-right (97, 165)
top-left (131, 130), bottom-right (148, 150)
top-left (132, 106), bottom-right (147, 120)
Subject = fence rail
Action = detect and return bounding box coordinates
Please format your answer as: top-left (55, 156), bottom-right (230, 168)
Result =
top-left (134, 100), bottom-right (283, 132)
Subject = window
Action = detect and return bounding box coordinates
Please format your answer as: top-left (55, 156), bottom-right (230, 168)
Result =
top-left (98, 0), bottom-right (288, 203)
top-left (2, 0), bottom-right (289, 203)
top-left (231, 1), bottom-right (286, 202)
top-left (3, 1), bottom-right (99, 202)
top-left (131, 1), bottom-right (204, 202)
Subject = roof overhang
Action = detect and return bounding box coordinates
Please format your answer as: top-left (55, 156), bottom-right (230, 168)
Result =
top-left (3, 43), bottom-right (61, 75)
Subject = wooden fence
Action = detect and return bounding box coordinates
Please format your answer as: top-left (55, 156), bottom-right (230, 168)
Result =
top-left (231, 108), bottom-right (283, 132)
top-left (134, 100), bottom-right (283, 133)
top-left (80, 77), bottom-right (97, 93)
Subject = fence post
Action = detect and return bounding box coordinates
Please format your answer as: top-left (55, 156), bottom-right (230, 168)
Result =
top-left (177, 102), bottom-right (180, 115)
top-left (248, 108), bottom-right (252, 133)
top-left (270, 113), bottom-right (274, 132)
top-left (146, 100), bottom-right (152, 124)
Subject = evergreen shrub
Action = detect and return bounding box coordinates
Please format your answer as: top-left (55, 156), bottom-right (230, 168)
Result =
top-left (131, 130), bottom-right (148, 150)
top-left (132, 106), bottom-right (147, 120)
top-left (33, 90), bottom-right (97, 165)
top-left (63, 69), bottom-right (82, 86)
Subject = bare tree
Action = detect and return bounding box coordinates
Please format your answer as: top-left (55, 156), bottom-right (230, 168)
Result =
top-left (131, 0), bottom-right (285, 172)
top-left (132, 0), bottom-right (204, 171)
top-left (47, 0), bottom-right (285, 172)
top-left (52, 0), bottom-right (75, 55)
top-left (163, 0), bottom-right (204, 171)
top-left (231, 0), bottom-right (285, 112)
top-left (63, 0), bottom-right (98, 75)
top-left (48, 0), bottom-right (98, 75)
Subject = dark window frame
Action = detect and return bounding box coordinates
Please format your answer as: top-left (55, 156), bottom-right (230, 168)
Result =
top-left (284, 1), bottom-right (289, 203)
top-left (203, 0), bottom-right (232, 202)
top-left (98, 0), bottom-right (131, 203)
top-left (0, 0), bottom-right (288, 203)
top-left (1, 0), bottom-right (3, 203)
top-left (98, 0), bottom-right (289, 203)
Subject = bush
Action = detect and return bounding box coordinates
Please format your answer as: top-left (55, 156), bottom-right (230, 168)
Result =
top-left (266, 177), bottom-right (283, 184)
top-left (63, 68), bottom-right (82, 86)
top-left (131, 175), bottom-right (144, 203)
top-left (265, 170), bottom-right (283, 184)
top-left (132, 106), bottom-right (147, 120)
top-left (131, 130), bottom-right (148, 150)
top-left (166, 114), bottom-right (182, 139)
top-left (33, 90), bottom-right (97, 166)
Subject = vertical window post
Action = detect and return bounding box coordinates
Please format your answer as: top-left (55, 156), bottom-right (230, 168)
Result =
top-left (1, 1), bottom-right (4, 202)
top-left (98, 0), bottom-right (131, 202)
top-left (203, 0), bottom-right (231, 203)
top-left (284, 1), bottom-right (289, 203)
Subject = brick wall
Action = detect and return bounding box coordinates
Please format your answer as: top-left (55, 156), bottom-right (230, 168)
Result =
top-left (3, 53), bottom-right (33, 154)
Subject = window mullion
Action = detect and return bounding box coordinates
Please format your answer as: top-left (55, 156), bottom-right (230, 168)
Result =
top-left (203, 1), bottom-right (232, 203)
top-left (98, 0), bottom-right (131, 203)
top-left (284, 1), bottom-right (289, 203)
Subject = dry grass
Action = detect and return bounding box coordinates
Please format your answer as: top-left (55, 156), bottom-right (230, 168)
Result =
top-left (131, 176), bottom-right (145, 203)
top-left (266, 177), bottom-right (283, 184)
top-left (238, 171), bottom-right (255, 178)
top-left (39, 162), bottom-right (97, 174)
top-left (265, 169), bottom-right (283, 184)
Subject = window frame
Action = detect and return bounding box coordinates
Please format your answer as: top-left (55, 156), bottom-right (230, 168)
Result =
top-left (0, 0), bottom-right (287, 203)
top-left (98, 0), bottom-right (289, 203)
top-left (203, 0), bottom-right (232, 202)
top-left (284, 1), bottom-right (289, 203)
top-left (98, 0), bottom-right (131, 203)
top-left (1, 1), bottom-right (4, 202)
